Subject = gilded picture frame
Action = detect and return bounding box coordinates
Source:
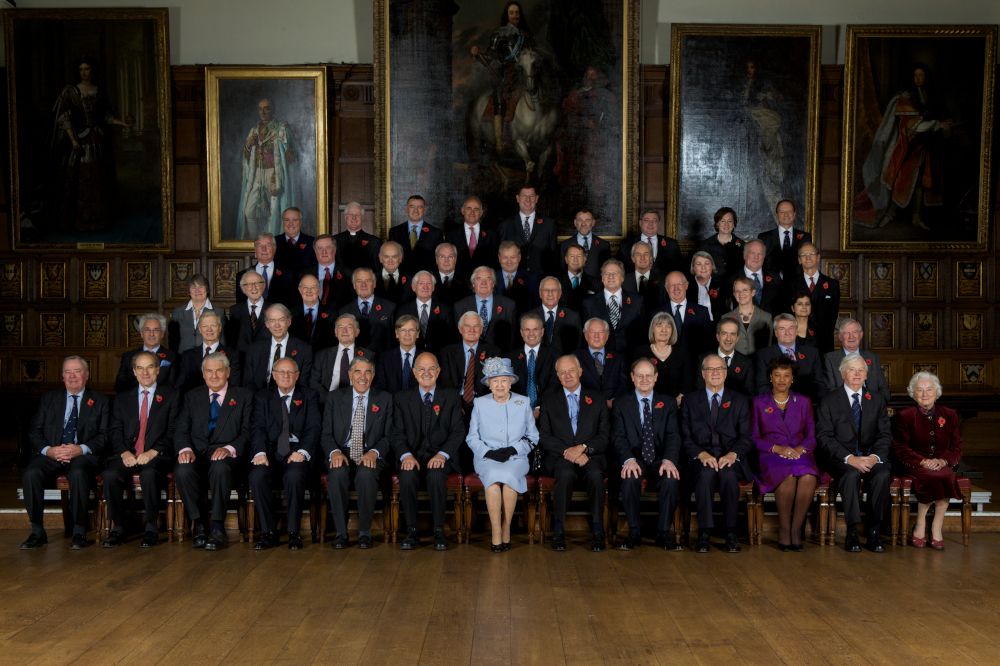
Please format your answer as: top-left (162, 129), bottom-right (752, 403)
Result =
top-left (205, 67), bottom-right (329, 251)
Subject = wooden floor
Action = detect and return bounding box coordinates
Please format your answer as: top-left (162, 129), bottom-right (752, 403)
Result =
top-left (2, 531), bottom-right (1000, 665)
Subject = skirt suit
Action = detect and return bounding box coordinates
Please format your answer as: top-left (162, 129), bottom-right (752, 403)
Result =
top-left (750, 392), bottom-right (820, 493)
top-left (891, 405), bottom-right (963, 503)
top-left (466, 392), bottom-right (539, 493)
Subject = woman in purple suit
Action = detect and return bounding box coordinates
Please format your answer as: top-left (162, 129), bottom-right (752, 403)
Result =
top-left (751, 356), bottom-right (819, 551)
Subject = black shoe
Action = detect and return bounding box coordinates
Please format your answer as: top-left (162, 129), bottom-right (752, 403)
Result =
top-left (192, 528), bottom-right (208, 549)
top-left (845, 530), bottom-right (863, 553)
top-left (491, 543), bottom-right (504, 553)
top-left (551, 533), bottom-right (567, 551)
top-left (866, 530), bottom-right (885, 553)
top-left (591, 534), bottom-right (605, 552)
top-left (140, 532), bottom-right (159, 548)
top-left (70, 534), bottom-right (88, 550)
top-left (725, 533), bottom-right (741, 553)
top-left (695, 532), bottom-right (711, 553)
top-left (665, 533), bottom-right (683, 551)
top-left (102, 531), bottom-right (124, 548)
top-left (19, 533), bottom-right (47, 550)
top-left (255, 531), bottom-right (279, 551)
top-left (331, 536), bottom-right (349, 550)
top-left (400, 530), bottom-right (420, 550)
top-left (204, 531), bottom-right (227, 551)
top-left (288, 533), bottom-right (304, 550)
top-left (618, 535), bottom-right (640, 551)
top-left (789, 543), bottom-right (804, 552)
top-left (357, 534), bottom-right (372, 549)
top-left (434, 531), bottom-right (448, 551)
top-left (778, 543), bottom-right (792, 552)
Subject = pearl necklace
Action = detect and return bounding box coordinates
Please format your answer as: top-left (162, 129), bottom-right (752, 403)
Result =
top-left (773, 396), bottom-right (790, 407)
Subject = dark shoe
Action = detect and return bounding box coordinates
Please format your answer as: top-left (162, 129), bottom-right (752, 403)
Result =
top-left (288, 533), bottom-right (304, 550)
top-left (845, 530), bottom-right (863, 553)
top-left (591, 534), bottom-right (605, 552)
top-left (102, 532), bottom-right (124, 548)
top-left (140, 532), bottom-right (159, 548)
top-left (930, 538), bottom-right (945, 551)
top-left (695, 532), bottom-right (711, 553)
top-left (725, 533), bottom-right (741, 553)
top-left (19, 533), bottom-right (47, 550)
top-left (656, 532), bottom-right (683, 551)
top-left (331, 536), bottom-right (349, 550)
top-left (551, 533), bottom-right (567, 551)
top-left (618, 535), bottom-right (640, 551)
top-left (357, 534), bottom-right (372, 549)
top-left (865, 530), bottom-right (885, 553)
top-left (254, 531), bottom-right (279, 551)
top-left (400, 530), bottom-right (420, 550)
top-left (502, 542), bottom-right (512, 551)
top-left (789, 543), bottom-right (804, 552)
top-left (491, 543), bottom-right (504, 553)
top-left (70, 534), bottom-right (88, 550)
top-left (204, 531), bottom-right (227, 551)
top-left (192, 528), bottom-right (208, 549)
top-left (778, 543), bottom-right (792, 552)
top-left (434, 531), bottom-right (448, 551)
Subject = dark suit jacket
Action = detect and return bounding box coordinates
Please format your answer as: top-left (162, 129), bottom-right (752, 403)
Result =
top-left (320, 387), bottom-right (393, 460)
top-left (339, 298), bottom-right (396, 353)
top-left (560, 235), bottom-right (611, 282)
top-left (454, 294), bottom-right (517, 353)
top-left (659, 301), bottom-right (713, 356)
top-left (226, 299), bottom-right (271, 352)
top-left (558, 272), bottom-right (598, 313)
top-left (374, 345), bottom-right (421, 393)
top-left (250, 386), bottom-right (321, 460)
top-left (333, 231), bottom-right (382, 273)
top-left (176, 344), bottom-right (242, 394)
top-left (819, 349), bottom-right (890, 404)
top-left (754, 344), bottom-right (821, 400)
top-left (680, 389), bottom-right (752, 463)
top-left (439, 342), bottom-right (501, 398)
top-left (315, 263), bottom-right (354, 310)
top-left (290, 304), bottom-right (337, 352)
top-left (816, 388), bottom-right (891, 464)
top-left (538, 387), bottom-right (610, 469)
top-left (612, 391), bottom-right (681, 467)
top-left (175, 385), bottom-right (254, 457)
top-left (395, 299), bottom-right (456, 354)
top-left (696, 350), bottom-right (755, 396)
top-left (109, 385), bottom-right (180, 457)
top-left (758, 227), bottom-right (813, 280)
top-left (389, 221), bottom-right (443, 274)
top-left (506, 345), bottom-right (556, 402)
top-left (308, 345), bottom-right (375, 402)
top-left (624, 270), bottom-right (664, 314)
top-left (575, 348), bottom-right (629, 404)
top-left (389, 387), bottom-right (464, 466)
top-left (274, 232), bottom-right (317, 273)
top-left (115, 348), bottom-right (179, 393)
top-left (528, 305), bottom-right (582, 354)
top-left (242, 336), bottom-right (315, 391)
top-left (617, 233), bottom-right (685, 276)
top-left (499, 213), bottom-right (558, 275)
top-left (433, 273), bottom-right (471, 306)
top-left (375, 270), bottom-right (412, 305)
top-left (445, 224), bottom-right (499, 281)
top-left (29, 388), bottom-right (109, 457)
top-left (494, 269), bottom-right (539, 314)
top-left (686, 277), bottom-right (730, 323)
top-left (581, 291), bottom-right (645, 357)
top-left (236, 264), bottom-right (297, 309)
top-left (784, 271), bottom-right (840, 355)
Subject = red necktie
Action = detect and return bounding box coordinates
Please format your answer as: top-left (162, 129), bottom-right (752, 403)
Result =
top-left (468, 228), bottom-right (477, 256)
top-left (321, 267), bottom-right (331, 305)
top-left (136, 390), bottom-right (149, 454)
top-left (808, 276), bottom-right (815, 293)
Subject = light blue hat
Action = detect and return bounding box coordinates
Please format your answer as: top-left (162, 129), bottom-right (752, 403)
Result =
top-left (481, 356), bottom-right (519, 385)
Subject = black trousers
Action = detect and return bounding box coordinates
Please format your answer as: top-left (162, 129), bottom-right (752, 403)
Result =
top-left (620, 466), bottom-right (680, 535)
top-left (551, 456), bottom-right (605, 535)
top-left (174, 455), bottom-right (237, 526)
top-left (327, 458), bottom-right (384, 537)
top-left (691, 463), bottom-right (742, 531)
top-left (398, 465), bottom-right (449, 532)
top-left (828, 459), bottom-right (890, 530)
top-left (102, 455), bottom-right (170, 530)
top-left (22, 454), bottom-right (99, 531)
top-left (249, 458), bottom-right (311, 534)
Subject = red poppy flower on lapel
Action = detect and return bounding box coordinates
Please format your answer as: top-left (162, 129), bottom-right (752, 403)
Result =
top-left (709, 288), bottom-right (719, 299)
top-left (517, 353), bottom-right (525, 360)
top-left (625, 296), bottom-right (632, 306)
top-left (422, 226), bottom-right (430, 233)
top-left (660, 238), bottom-right (666, 247)
top-left (356, 350), bottom-right (366, 357)
top-left (765, 406), bottom-right (774, 414)
top-left (290, 349), bottom-right (298, 357)
top-left (606, 352), bottom-right (614, 359)
top-left (335, 272), bottom-right (343, 280)
top-left (401, 276), bottom-right (408, 285)
top-left (371, 404), bottom-right (380, 413)
top-left (516, 277), bottom-right (525, 286)
top-left (650, 357), bottom-right (658, 365)
top-left (155, 394), bottom-right (164, 403)
top-left (481, 231), bottom-right (487, 238)
top-left (594, 238), bottom-right (601, 246)
top-left (687, 308), bottom-right (695, 315)
top-left (584, 395), bottom-right (593, 405)
top-left (558, 310), bottom-right (566, 318)
top-left (219, 349), bottom-right (228, 356)
top-left (496, 305), bottom-right (503, 314)
top-left (293, 399), bottom-right (303, 407)
top-left (433, 306), bottom-right (441, 315)
top-left (298, 243), bottom-right (307, 250)
top-left (865, 358), bottom-right (872, 365)
top-left (433, 404), bottom-right (441, 415)
top-left (158, 352), bottom-right (167, 359)
top-left (361, 239), bottom-right (369, 246)
top-left (275, 269), bottom-right (283, 277)
top-left (797, 352), bottom-right (805, 360)
top-left (86, 398), bottom-right (95, 407)
top-left (734, 240), bottom-right (743, 247)
top-left (937, 416), bottom-right (946, 427)
top-left (228, 399), bottom-right (237, 406)
top-left (864, 393), bottom-right (872, 401)
top-left (536, 218), bottom-right (544, 225)
top-left (722, 401), bottom-right (731, 409)
top-left (822, 282), bottom-right (829, 290)
top-left (733, 366), bottom-right (742, 374)
top-left (795, 233), bottom-right (804, 241)
top-left (320, 312), bottom-right (329, 319)
top-left (808, 328), bottom-right (815, 336)
top-left (479, 351), bottom-right (486, 361)
top-left (654, 401), bottom-right (665, 409)
top-left (374, 303), bottom-right (382, 312)
top-left (764, 275), bottom-right (773, 283)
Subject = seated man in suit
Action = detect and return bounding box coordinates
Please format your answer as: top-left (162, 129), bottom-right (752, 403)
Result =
top-left (454, 265), bottom-right (516, 354)
top-left (249, 357), bottom-right (321, 551)
top-left (575, 317), bottom-right (628, 409)
top-left (624, 240), bottom-right (663, 314)
top-left (243, 303), bottom-right (314, 391)
top-left (531, 277), bottom-right (581, 354)
top-left (754, 314), bottom-right (820, 400)
top-left (498, 185), bottom-right (558, 276)
top-left (396, 270), bottom-right (456, 355)
top-left (235, 232), bottom-right (296, 308)
top-left (333, 201), bottom-right (381, 273)
top-left (613, 358), bottom-right (682, 551)
top-left (227, 272), bottom-right (270, 353)
top-left (538, 355), bottom-right (611, 552)
top-left (819, 318), bottom-right (889, 402)
top-left (341, 267), bottom-right (396, 354)
top-left (290, 274), bottom-right (336, 352)
top-left (115, 313), bottom-right (178, 392)
top-left (433, 242), bottom-right (469, 305)
top-left (439, 312), bottom-right (501, 416)
top-left (21, 356), bottom-right (109, 550)
top-left (758, 199), bottom-right (812, 280)
top-left (389, 194), bottom-right (443, 275)
top-left (581, 259), bottom-right (644, 357)
top-left (374, 315), bottom-right (421, 393)
top-left (495, 241), bottom-right (539, 314)
top-left (309, 314), bottom-right (375, 401)
top-left (681, 355), bottom-right (752, 554)
top-left (447, 195), bottom-right (498, 282)
top-left (103, 351), bottom-right (179, 548)
top-left (390, 352), bottom-right (465, 550)
top-left (312, 234), bottom-right (353, 310)
top-left (817, 353), bottom-right (892, 553)
top-left (174, 352), bottom-right (253, 551)
top-left (375, 241), bottom-right (411, 305)
top-left (322, 357), bottom-right (393, 549)
top-left (659, 271), bottom-right (712, 356)
top-left (703, 317), bottom-right (755, 396)
top-left (560, 209), bottom-right (611, 283)
top-left (616, 209), bottom-right (684, 276)
top-left (178, 311), bottom-right (242, 393)
top-left (274, 206), bottom-right (317, 274)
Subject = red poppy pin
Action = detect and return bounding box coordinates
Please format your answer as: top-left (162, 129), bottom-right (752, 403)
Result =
top-left (862, 358), bottom-right (872, 366)
top-left (735, 240), bottom-right (743, 247)
top-left (290, 349), bottom-right (298, 357)
top-left (496, 305), bottom-right (503, 314)
top-left (722, 401), bottom-right (731, 409)
top-left (687, 308), bottom-right (695, 315)
top-left (650, 358), bottom-right (658, 365)
top-left (374, 303), bottom-right (382, 312)
top-left (516, 277), bottom-right (525, 286)
top-left (797, 352), bottom-right (805, 360)
top-left (654, 401), bottom-right (665, 409)
top-left (320, 312), bottom-right (329, 319)
top-left (298, 243), bottom-right (306, 250)
top-left (536, 218), bottom-right (544, 225)
top-left (765, 406), bottom-right (774, 414)
top-left (401, 276), bottom-right (408, 285)
top-left (158, 352), bottom-right (167, 359)
top-left (357, 350), bottom-right (366, 357)
top-left (795, 233), bottom-right (804, 241)
top-left (594, 238), bottom-right (601, 246)
top-left (433, 306), bottom-right (441, 315)
top-left (808, 328), bottom-right (815, 336)
top-left (709, 288), bottom-right (719, 299)
top-left (584, 395), bottom-right (593, 405)
top-left (228, 399), bottom-right (237, 406)
top-left (733, 366), bottom-right (742, 374)
top-left (293, 399), bottom-right (303, 407)
top-left (518, 353), bottom-right (525, 360)
top-left (361, 239), bottom-right (369, 246)
top-left (558, 310), bottom-right (566, 318)
top-left (606, 353), bottom-right (614, 359)
top-left (275, 269), bottom-right (283, 277)
top-left (155, 395), bottom-right (163, 403)
top-left (422, 226), bottom-right (429, 233)
top-left (864, 393), bottom-right (872, 401)
top-left (659, 239), bottom-right (666, 247)
top-left (764, 275), bottom-right (773, 283)
top-left (335, 272), bottom-right (343, 280)
top-left (86, 398), bottom-right (95, 407)
top-left (479, 351), bottom-right (486, 361)
top-left (433, 404), bottom-right (441, 415)
top-left (371, 404), bottom-right (380, 413)
top-left (822, 282), bottom-right (829, 290)
top-left (937, 416), bottom-right (946, 427)
top-left (625, 296), bottom-right (632, 305)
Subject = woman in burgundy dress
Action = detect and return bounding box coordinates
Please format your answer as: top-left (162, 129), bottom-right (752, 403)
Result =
top-left (892, 371), bottom-right (963, 550)
top-left (751, 356), bottom-right (819, 551)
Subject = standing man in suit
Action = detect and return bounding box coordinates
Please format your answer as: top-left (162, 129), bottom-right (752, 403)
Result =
top-left (274, 207), bottom-right (317, 274)
top-left (613, 358), bottom-right (683, 550)
top-left (103, 351), bottom-right (179, 548)
top-left (21, 356), bottom-right (109, 550)
top-left (574, 318), bottom-right (628, 408)
top-left (235, 232), bottom-right (296, 308)
top-left (341, 267), bottom-right (396, 354)
top-left (116, 313), bottom-right (179, 393)
top-left (178, 311), bottom-right (242, 393)
top-left (754, 314), bottom-right (821, 400)
top-left (559, 209), bottom-right (611, 282)
top-left (227, 271), bottom-right (270, 353)
top-left (758, 199), bottom-right (812, 280)
top-left (391, 352), bottom-right (465, 550)
top-left (433, 242), bottom-right (469, 305)
top-left (817, 354), bottom-right (892, 553)
top-left (374, 315), bottom-right (421, 393)
top-left (507, 312), bottom-right (555, 418)
top-left (290, 274), bottom-right (336, 352)
top-left (624, 240), bottom-right (663, 314)
top-left (681, 355), bottom-right (752, 553)
top-left (788, 242), bottom-right (840, 355)
top-left (312, 234), bottom-right (353, 310)
top-left (249, 358), bottom-right (321, 550)
top-left (707, 317), bottom-right (755, 396)
top-left (447, 195), bottom-right (498, 281)
top-left (389, 194), bottom-right (443, 275)
top-left (322, 356), bottom-right (393, 549)
top-left (440, 312), bottom-right (502, 416)
top-left (560, 243), bottom-right (597, 312)
top-left (396, 270), bottom-right (456, 355)
top-left (531, 277), bottom-right (582, 354)
top-left (538, 355), bottom-right (611, 552)
top-left (819, 318), bottom-right (889, 402)
top-left (734, 239), bottom-right (783, 314)
top-left (617, 209), bottom-right (684, 276)
top-left (333, 201), bottom-right (381, 273)
top-left (494, 241), bottom-right (539, 314)
top-left (660, 271), bottom-right (713, 355)
top-left (375, 241), bottom-right (411, 304)
top-left (499, 185), bottom-right (558, 276)
top-left (174, 352), bottom-right (253, 551)
top-left (454, 266), bottom-right (517, 354)
top-left (581, 259), bottom-right (644, 357)
top-left (308, 314), bottom-right (374, 402)
top-left (243, 303), bottom-right (314, 391)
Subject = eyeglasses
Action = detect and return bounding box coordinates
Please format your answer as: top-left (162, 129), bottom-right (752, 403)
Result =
top-left (702, 367), bottom-right (726, 373)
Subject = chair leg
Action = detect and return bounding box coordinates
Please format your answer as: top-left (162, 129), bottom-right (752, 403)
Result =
top-left (537, 489), bottom-right (548, 544)
top-left (889, 486), bottom-right (900, 546)
top-left (815, 488), bottom-right (828, 544)
top-left (462, 488), bottom-right (474, 544)
top-left (899, 487), bottom-right (911, 546)
top-left (166, 482), bottom-right (175, 543)
top-left (246, 489), bottom-right (256, 545)
top-left (174, 494), bottom-right (185, 543)
top-left (454, 490), bottom-right (465, 544)
top-left (961, 486), bottom-right (972, 546)
top-left (390, 486), bottom-right (400, 544)
top-left (602, 488), bottom-right (609, 540)
top-left (319, 497), bottom-right (328, 544)
top-left (526, 489), bottom-right (537, 545)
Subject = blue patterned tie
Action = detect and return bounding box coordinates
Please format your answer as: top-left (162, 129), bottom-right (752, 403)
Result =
top-left (527, 349), bottom-right (537, 407)
top-left (479, 299), bottom-right (489, 336)
top-left (402, 351), bottom-right (412, 390)
top-left (545, 310), bottom-right (555, 343)
top-left (568, 393), bottom-right (579, 435)
top-left (852, 392), bottom-right (862, 455)
top-left (62, 394), bottom-right (79, 444)
top-left (208, 393), bottom-right (220, 434)
top-left (641, 398), bottom-right (655, 464)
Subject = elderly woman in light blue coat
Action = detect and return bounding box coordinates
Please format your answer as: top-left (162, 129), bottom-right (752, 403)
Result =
top-left (467, 357), bottom-right (538, 552)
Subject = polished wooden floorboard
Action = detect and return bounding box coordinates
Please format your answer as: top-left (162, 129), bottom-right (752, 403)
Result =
top-left (2, 531), bottom-right (1000, 665)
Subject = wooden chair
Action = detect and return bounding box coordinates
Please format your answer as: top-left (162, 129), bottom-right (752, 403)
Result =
top-left (245, 484), bottom-right (323, 545)
top-left (823, 476), bottom-right (901, 545)
top-left (97, 471), bottom-right (176, 542)
top-left (172, 484), bottom-right (249, 543)
top-left (897, 475), bottom-right (973, 546)
top-left (55, 474), bottom-right (104, 539)
top-left (608, 477), bottom-right (686, 545)
top-left (676, 480), bottom-right (758, 545)
top-left (757, 476), bottom-right (831, 546)
top-left (316, 474), bottom-right (392, 544)
top-left (388, 473), bottom-right (464, 544)
top-left (535, 475), bottom-right (608, 545)
top-left (462, 474), bottom-right (537, 545)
